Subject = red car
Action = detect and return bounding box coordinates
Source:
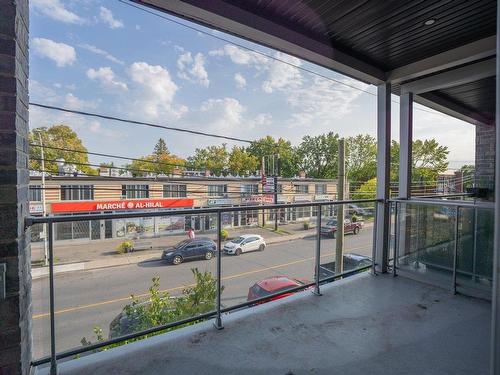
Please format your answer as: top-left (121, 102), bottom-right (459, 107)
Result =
top-left (247, 276), bottom-right (310, 303)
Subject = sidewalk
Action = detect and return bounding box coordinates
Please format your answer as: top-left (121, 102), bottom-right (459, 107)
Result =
top-left (31, 221), bottom-right (373, 278)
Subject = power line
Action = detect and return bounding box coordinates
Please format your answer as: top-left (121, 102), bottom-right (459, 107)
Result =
top-left (30, 102), bottom-right (253, 144)
top-left (119, 0), bottom-right (450, 119)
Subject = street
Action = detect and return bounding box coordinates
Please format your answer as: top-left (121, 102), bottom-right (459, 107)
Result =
top-left (32, 228), bottom-right (373, 359)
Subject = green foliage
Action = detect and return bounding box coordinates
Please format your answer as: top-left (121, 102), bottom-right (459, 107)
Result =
top-left (187, 144), bottom-right (229, 175)
top-left (81, 269), bottom-right (221, 352)
top-left (295, 132), bottom-right (339, 178)
top-left (116, 240), bottom-right (134, 254)
top-left (460, 164), bottom-right (475, 190)
top-left (303, 221), bottom-right (310, 230)
top-left (220, 229), bottom-right (229, 240)
top-left (128, 138), bottom-right (185, 176)
top-left (228, 146), bottom-right (259, 176)
top-left (346, 134), bottom-right (377, 183)
top-left (247, 136), bottom-right (298, 177)
top-left (29, 125), bottom-right (96, 175)
top-left (391, 139), bottom-right (449, 182)
top-left (352, 178), bottom-right (377, 200)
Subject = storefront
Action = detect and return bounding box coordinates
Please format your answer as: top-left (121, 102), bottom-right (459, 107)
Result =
top-left (44, 198), bottom-right (194, 242)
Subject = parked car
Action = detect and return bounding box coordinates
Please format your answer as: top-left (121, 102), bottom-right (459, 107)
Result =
top-left (223, 234), bottom-right (266, 255)
top-left (318, 253), bottom-right (372, 279)
top-left (320, 218), bottom-right (362, 238)
top-left (161, 238), bottom-right (216, 265)
top-left (347, 204), bottom-right (370, 217)
top-left (247, 276), bottom-right (310, 303)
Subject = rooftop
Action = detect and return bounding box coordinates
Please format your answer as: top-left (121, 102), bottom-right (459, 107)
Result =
top-left (37, 273), bottom-right (491, 375)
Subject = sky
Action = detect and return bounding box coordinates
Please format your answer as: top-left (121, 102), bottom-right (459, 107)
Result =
top-left (30, 0), bottom-right (476, 170)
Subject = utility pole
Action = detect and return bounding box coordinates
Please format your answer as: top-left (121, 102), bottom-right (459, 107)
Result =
top-left (274, 154), bottom-right (280, 231)
top-left (335, 139), bottom-right (346, 275)
top-left (36, 131), bottom-right (49, 266)
top-left (261, 156), bottom-right (266, 227)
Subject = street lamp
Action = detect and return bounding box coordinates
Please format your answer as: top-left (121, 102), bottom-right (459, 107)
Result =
top-left (33, 130), bottom-right (48, 266)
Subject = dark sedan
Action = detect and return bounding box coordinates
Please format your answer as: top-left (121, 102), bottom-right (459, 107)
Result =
top-left (161, 238), bottom-right (216, 265)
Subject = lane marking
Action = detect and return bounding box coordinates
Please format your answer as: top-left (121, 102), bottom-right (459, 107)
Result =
top-left (33, 243), bottom-right (371, 319)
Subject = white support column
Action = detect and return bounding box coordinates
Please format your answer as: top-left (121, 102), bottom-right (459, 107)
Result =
top-left (399, 92), bottom-right (413, 199)
top-left (490, 2), bottom-right (500, 373)
top-left (375, 83), bottom-right (391, 273)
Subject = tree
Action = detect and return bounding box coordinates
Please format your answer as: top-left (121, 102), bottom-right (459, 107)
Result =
top-left (390, 139), bottom-right (449, 183)
top-left (81, 268), bottom-right (220, 348)
top-left (295, 132), bottom-right (339, 178)
top-left (352, 178), bottom-right (377, 200)
top-left (228, 146), bottom-right (259, 176)
top-left (460, 164), bottom-right (475, 190)
top-left (187, 144), bottom-right (229, 175)
top-left (128, 138), bottom-right (185, 176)
top-left (154, 138), bottom-right (168, 157)
top-left (247, 136), bottom-right (298, 177)
top-left (29, 125), bottom-right (96, 175)
top-left (346, 135), bottom-right (377, 183)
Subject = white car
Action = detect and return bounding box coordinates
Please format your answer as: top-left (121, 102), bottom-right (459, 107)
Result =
top-left (223, 234), bottom-right (266, 255)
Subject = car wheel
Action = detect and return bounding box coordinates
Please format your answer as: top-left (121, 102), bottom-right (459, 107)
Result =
top-left (353, 227), bottom-right (360, 235)
top-left (235, 248), bottom-right (242, 256)
top-left (259, 244), bottom-right (265, 251)
top-left (205, 251), bottom-right (213, 260)
top-left (172, 255), bottom-right (183, 265)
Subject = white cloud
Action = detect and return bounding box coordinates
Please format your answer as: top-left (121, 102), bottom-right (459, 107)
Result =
top-left (209, 45), bottom-right (268, 67)
top-left (99, 6), bottom-right (124, 29)
top-left (128, 62), bottom-right (187, 119)
top-left (177, 52), bottom-right (209, 87)
top-left (87, 67), bottom-right (128, 91)
top-left (234, 73), bottom-right (246, 89)
top-left (31, 0), bottom-right (84, 24)
top-left (79, 44), bottom-right (124, 65)
top-left (262, 52), bottom-right (302, 93)
top-left (253, 113), bottom-right (272, 126)
top-left (32, 38), bottom-right (76, 67)
top-left (64, 93), bottom-right (97, 110)
top-left (286, 76), bottom-right (368, 128)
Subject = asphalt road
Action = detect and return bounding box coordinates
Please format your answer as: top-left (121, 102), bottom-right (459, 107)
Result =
top-left (32, 228), bottom-right (373, 359)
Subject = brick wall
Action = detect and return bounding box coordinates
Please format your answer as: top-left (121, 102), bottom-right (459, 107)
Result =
top-left (475, 124), bottom-right (496, 190)
top-left (0, 0), bottom-right (31, 374)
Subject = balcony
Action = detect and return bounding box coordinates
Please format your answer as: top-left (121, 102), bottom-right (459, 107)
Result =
top-left (29, 198), bottom-right (493, 375)
top-left (35, 272), bottom-right (490, 375)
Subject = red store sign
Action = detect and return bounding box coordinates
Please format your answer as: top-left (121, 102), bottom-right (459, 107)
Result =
top-left (51, 199), bottom-right (194, 213)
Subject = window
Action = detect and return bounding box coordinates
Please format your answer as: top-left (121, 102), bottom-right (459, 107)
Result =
top-left (294, 184), bottom-right (309, 194)
top-left (163, 184), bottom-right (187, 198)
top-left (61, 185), bottom-right (94, 200)
top-left (315, 184), bottom-right (327, 194)
top-left (122, 185), bottom-right (149, 199)
top-left (29, 185), bottom-right (42, 201)
top-left (277, 184), bottom-right (283, 193)
top-left (240, 184), bottom-right (258, 196)
top-left (208, 184), bottom-right (227, 197)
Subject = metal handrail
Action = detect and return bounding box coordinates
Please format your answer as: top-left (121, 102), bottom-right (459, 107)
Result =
top-left (389, 197), bottom-right (494, 209)
top-left (29, 199), bottom-right (380, 372)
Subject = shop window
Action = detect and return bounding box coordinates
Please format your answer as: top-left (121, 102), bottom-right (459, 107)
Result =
top-left (29, 185), bottom-right (42, 201)
top-left (294, 184), bottom-right (309, 194)
top-left (315, 184), bottom-right (327, 194)
top-left (61, 185), bottom-right (94, 200)
top-left (122, 184), bottom-right (149, 199)
top-left (208, 184), bottom-right (227, 197)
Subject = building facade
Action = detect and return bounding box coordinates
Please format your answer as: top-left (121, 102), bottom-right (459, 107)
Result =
top-left (29, 175), bottom-right (340, 243)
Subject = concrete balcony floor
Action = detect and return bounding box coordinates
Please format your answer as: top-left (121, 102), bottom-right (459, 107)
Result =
top-left (38, 273), bottom-right (491, 375)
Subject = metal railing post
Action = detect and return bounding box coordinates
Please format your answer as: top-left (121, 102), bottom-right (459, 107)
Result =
top-left (214, 211), bottom-right (223, 330)
top-left (393, 202), bottom-right (399, 277)
top-left (371, 202), bottom-right (379, 275)
top-left (48, 222), bottom-right (58, 375)
top-left (472, 207), bottom-right (478, 282)
top-left (313, 204), bottom-right (322, 296)
top-left (452, 206), bottom-right (460, 295)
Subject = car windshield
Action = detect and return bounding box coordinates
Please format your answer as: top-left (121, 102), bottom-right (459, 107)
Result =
top-left (174, 239), bottom-right (191, 249)
top-left (326, 220), bottom-right (337, 226)
top-left (231, 236), bottom-right (245, 244)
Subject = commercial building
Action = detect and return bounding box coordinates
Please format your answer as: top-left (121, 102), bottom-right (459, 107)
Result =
top-left (28, 174), bottom-right (340, 243)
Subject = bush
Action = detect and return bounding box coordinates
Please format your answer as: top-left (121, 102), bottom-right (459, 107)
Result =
top-left (351, 214), bottom-right (359, 223)
top-left (220, 229), bottom-right (229, 240)
top-left (116, 240), bottom-right (134, 254)
top-left (303, 221), bottom-right (310, 230)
